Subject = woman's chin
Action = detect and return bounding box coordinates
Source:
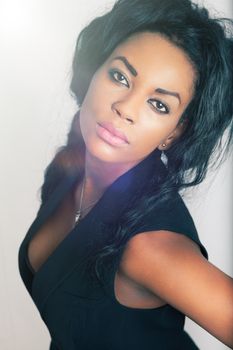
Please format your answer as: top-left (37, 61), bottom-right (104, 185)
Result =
top-left (85, 140), bottom-right (130, 165)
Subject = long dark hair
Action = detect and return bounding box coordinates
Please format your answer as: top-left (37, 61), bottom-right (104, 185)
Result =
top-left (41, 0), bottom-right (233, 281)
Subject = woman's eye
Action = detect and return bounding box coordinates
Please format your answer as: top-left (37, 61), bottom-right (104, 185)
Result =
top-left (109, 69), bottom-right (129, 87)
top-left (149, 99), bottom-right (170, 114)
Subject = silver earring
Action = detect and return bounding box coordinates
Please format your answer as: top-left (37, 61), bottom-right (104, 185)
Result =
top-left (161, 150), bottom-right (168, 167)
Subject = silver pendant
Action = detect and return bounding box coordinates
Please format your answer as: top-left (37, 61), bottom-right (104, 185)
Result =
top-left (161, 150), bottom-right (168, 167)
top-left (75, 211), bottom-right (81, 224)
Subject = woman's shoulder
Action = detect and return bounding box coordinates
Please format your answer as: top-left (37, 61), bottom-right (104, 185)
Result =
top-left (131, 191), bottom-right (208, 252)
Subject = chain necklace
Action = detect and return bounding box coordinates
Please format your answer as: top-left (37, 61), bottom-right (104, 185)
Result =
top-left (74, 177), bottom-right (99, 225)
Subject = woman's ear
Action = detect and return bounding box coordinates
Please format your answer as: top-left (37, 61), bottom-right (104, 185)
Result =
top-left (158, 119), bottom-right (188, 150)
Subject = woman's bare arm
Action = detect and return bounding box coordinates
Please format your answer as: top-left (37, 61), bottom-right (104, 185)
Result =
top-left (120, 231), bottom-right (233, 348)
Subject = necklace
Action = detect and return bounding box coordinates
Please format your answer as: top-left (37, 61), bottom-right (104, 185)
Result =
top-left (74, 177), bottom-right (86, 224)
top-left (74, 177), bottom-right (99, 225)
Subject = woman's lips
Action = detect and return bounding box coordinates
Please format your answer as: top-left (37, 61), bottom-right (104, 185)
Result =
top-left (96, 122), bottom-right (129, 147)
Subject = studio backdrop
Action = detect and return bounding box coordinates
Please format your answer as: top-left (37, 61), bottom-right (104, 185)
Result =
top-left (0, 0), bottom-right (232, 349)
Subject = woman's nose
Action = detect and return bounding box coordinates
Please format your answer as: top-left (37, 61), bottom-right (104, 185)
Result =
top-left (111, 97), bottom-right (139, 124)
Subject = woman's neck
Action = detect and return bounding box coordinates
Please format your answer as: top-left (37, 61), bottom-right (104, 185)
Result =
top-left (84, 150), bottom-right (140, 192)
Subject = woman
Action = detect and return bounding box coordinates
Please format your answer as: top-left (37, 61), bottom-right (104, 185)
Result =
top-left (18, 0), bottom-right (233, 349)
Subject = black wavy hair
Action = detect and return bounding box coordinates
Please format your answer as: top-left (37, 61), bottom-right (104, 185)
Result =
top-left (41, 0), bottom-right (233, 281)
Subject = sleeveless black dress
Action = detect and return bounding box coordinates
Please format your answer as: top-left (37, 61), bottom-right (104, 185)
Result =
top-left (18, 151), bottom-right (208, 350)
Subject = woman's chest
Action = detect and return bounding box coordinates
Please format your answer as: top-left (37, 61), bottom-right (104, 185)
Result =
top-left (27, 194), bottom-right (76, 273)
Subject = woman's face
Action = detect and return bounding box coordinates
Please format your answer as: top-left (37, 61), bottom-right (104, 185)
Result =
top-left (79, 32), bottom-right (196, 168)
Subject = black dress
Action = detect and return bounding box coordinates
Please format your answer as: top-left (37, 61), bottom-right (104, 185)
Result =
top-left (18, 151), bottom-right (208, 349)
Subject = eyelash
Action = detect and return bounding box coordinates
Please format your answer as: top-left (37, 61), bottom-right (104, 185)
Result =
top-left (108, 69), bottom-right (170, 115)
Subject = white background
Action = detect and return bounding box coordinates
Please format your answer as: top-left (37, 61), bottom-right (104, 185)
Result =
top-left (0, 0), bottom-right (232, 349)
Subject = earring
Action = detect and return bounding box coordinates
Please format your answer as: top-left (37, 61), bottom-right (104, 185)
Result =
top-left (162, 143), bottom-right (166, 148)
top-left (161, 149), bottom-right (168, 167)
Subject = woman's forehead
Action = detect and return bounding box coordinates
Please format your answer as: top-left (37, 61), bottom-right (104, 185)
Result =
top-left (109, 32), bottom-right (193, 71)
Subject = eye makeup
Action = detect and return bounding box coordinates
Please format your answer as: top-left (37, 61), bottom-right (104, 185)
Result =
top-left (108, 68), bottom-right (171, 115)
top-left (108, 68), bottom-right (129, 87)
top-left (148, 99), bottom-right (170, 114)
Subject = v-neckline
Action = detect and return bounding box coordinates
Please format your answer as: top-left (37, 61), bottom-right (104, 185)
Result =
top-left (21, 149), bottom-right (166, 312)
top-left (25, 171), bottom-right (102, 277)
top-left (23, 172), bottom-right (105, 311)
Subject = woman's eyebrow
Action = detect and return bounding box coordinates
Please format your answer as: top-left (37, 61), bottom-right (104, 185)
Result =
top-left (155, 88), bottom-right (181, 104)
top-left (112, 56), bottom-right (181, 104)
top-left (112, 56), bottom-right (138, 76)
